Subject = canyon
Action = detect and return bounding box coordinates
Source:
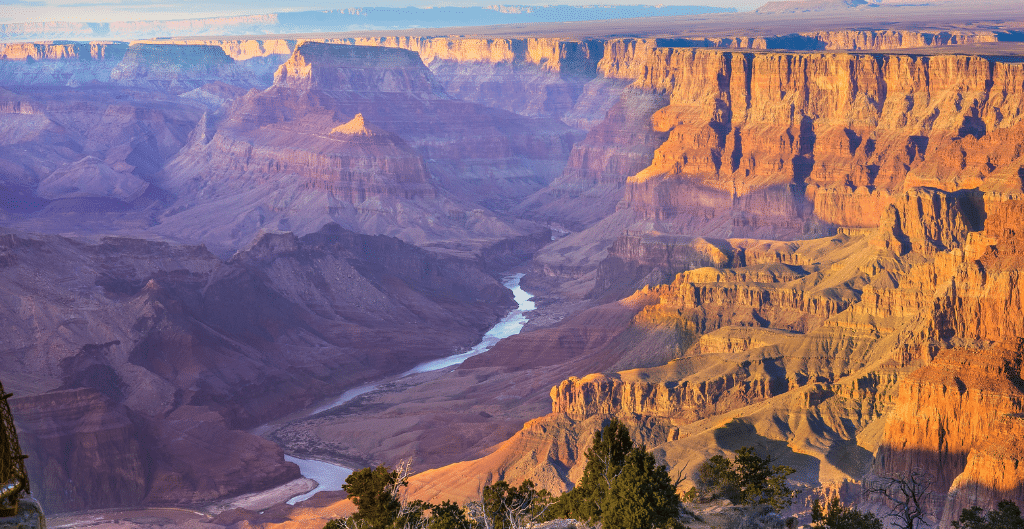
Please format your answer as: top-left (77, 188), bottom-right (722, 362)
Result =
top-left (2, 1), bottom-right (1024, 527)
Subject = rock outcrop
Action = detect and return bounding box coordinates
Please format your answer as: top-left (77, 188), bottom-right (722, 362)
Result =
top-left (109, 43), bottom-right (267, 93)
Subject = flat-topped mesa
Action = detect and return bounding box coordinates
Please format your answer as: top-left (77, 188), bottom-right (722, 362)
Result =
top-left (140, 38), bottom-right (296, 61)
top-left (274, 41), bottom-right (446, 96)
top-left (0, 41), bottom-right (128, 61)
top-left (342, 37), bottom-right (604, 75)
top-left (655, 30), bottom-right (999, 51)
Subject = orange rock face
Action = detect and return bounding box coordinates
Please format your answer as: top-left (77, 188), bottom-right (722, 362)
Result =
top-left (415, 189), bottom-right (1024, 521)
top-left (598, 47), bottom-right (1024, 238)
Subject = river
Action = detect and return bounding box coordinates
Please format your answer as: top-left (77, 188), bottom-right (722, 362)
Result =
top-left (284, 273), bottom-right (535, 505)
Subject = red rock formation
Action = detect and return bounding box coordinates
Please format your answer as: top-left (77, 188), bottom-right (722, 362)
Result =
top-left (0, 42), bottom-right (128, 61)
top-left (584, 45), bottom-right (1024, 239)
top-left (9, 389), bottom-right (148, 512)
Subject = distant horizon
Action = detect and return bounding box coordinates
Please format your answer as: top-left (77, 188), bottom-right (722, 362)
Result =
top-left (0, 0), bottom-right (763, 25)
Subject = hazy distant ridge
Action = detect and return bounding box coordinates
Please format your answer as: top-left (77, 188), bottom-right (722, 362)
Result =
top-left (0, 5), bottom-right (736, 42)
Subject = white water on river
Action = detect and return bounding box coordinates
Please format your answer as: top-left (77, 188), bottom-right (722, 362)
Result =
top-left (285, 274), bottom-right (535, 505)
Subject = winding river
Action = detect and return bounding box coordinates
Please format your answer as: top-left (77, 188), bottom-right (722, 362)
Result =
top-left (285, 273), bottom-right (535, 505)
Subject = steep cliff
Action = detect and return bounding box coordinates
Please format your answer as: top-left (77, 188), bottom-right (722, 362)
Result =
top-left (110, 43), bottom-right (269, 93)
top-left (600, 46), bottom-right (1024, 238)
top-left (656, 29), bottom-right (1000, 51)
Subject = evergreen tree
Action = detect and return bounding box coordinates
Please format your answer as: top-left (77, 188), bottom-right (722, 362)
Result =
top-left (551, 418), bottom-right (682, 527)
top-left (326, 462), bottom-right (430, 529)
top-left (954, 500), bottom-right (1024, 529)
top-left (601, 447), bottom-right (684, 529)
top-left (344, 465), bottom-right (403, 529)
top-left (429, 501), bottom-right (471, 529)
top-left (693, 454), bottom-right (738, 502)
top-left (470, 479), bottom-right (551, 529)
top-left (574, 417), bottom-right (634, 520)
top-left (688, 447), bottom-right (797, 510)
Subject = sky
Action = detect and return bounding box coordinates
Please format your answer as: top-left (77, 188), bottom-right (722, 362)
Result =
top-left (0, 0), bottom-right (762, 24)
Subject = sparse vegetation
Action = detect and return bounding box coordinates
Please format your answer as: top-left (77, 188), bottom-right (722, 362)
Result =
top-left (467, 479), bottom-right (552, 529)
top-left (328, 419), bottom-right (687, 529)
top-left (953, 500), bottom-right (1024, 529)
top-left (326, 461), bottom-right (429, 529)
top-left (686, 447), bottom-right (797, 511)
top-left (864, 469), bottom-right (935, 529)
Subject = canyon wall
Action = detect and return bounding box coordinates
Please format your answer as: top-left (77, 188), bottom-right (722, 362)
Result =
top-left (414, 190), bottom-right (1024, 523)
top-left (156, 41), bottom-right (575, 251)
top-left (0, 225), bottom-right (513, 512)
top-left (594, 45), bottom-right (1024, 239)
top-left (3, 26), bottom-right (1024, 521)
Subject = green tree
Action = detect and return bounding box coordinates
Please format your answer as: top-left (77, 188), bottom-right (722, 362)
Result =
top-left (344, 465), bottom-right (403, 528)
top-left (811, 497), bottom-right (883, 529)
top-left (602, 447), bottom-right (684, 529)
top-left (692, 455), bottom-right (738, 501)
top-left (325, 461), bottom-right (430, 529)
top-left (428, 501), bottom-right (471, 529)
top-left (550, 418), bottom-right (682, 527)
top-left (688, 447), bottom-right (797, 510)
top-left (550, 418), bottom-right (635, 521)
top-left (953, 500), bottom-right (1024, 529)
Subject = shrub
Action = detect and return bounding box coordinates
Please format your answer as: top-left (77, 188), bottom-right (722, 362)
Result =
top-left (811, 496), bottom-right (883, 529)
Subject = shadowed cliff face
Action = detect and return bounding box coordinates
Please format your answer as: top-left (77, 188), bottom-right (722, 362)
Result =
top-left (1, 224), bottom-right (512, 512)
top-left (156, 42), bottom-right (578, 252)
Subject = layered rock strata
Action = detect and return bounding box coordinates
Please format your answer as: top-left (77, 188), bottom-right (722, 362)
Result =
top-left (410, 190), bottom-right (1024, 522)
top-left (159, 42), bottom-right (574, 250)
top-left (605, 46), bottom-right (1024, 238)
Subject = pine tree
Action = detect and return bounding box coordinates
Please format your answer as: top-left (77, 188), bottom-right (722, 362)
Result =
top-left (688, 447), bottom-right (796, 510)
top-left (954, 500), bottom-right (1024, 529)
top-left (344, 465), bottom-right (403, 529)
top-left (429, 501), bottom-right (471, 529)
top-left (601, 447), bottom-right (683, 529)
top-left (551, 418), bottom-right (682, 527)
